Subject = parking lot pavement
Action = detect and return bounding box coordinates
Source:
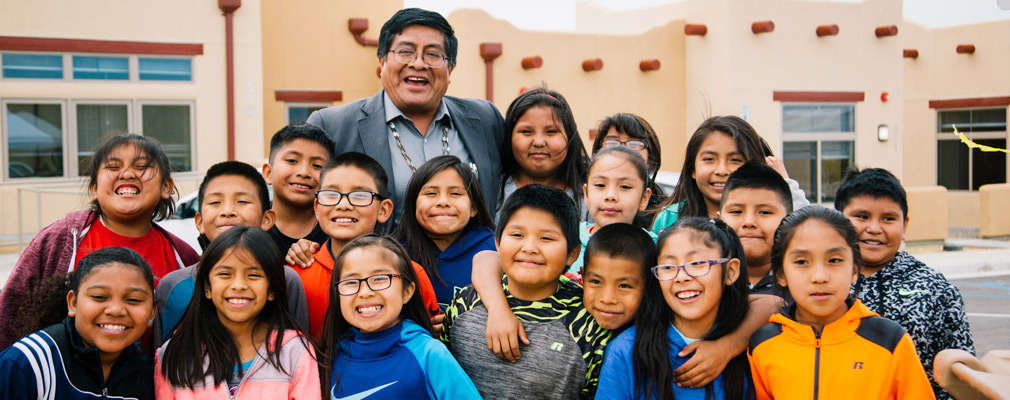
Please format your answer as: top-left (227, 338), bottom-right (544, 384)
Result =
top-left (951, 276), bottom-right (1010, 357)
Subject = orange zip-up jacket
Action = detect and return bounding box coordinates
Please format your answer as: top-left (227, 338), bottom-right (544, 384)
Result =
top-left (748, 299), bottom-right (934, 400)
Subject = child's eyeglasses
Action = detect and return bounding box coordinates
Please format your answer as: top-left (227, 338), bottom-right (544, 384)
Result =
top-left (651, 258), bottom-right (730, 281)
top-left (603, 139), bottom-right (647, 151)
top-left (335, 273), bottom-right (403, 296)
top-left (315, 190), bottom-right (383, 206)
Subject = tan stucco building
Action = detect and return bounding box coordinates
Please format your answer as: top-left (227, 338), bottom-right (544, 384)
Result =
top-left (1, 0), bottom-right (1006, 239)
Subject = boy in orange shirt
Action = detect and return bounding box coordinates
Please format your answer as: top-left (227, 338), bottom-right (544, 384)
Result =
top-left (293, 152), bottom-right (439, 337)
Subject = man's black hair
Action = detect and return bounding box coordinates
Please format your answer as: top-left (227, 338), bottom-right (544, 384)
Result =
top-left (377, 8), bottom-right (458, 68)
top-left (198, 161), bottom-right (271, 213)
top-left (834, 167), bottom-right (908, 218)
top-left (319, 152), bottom-right (390, 199)
top-left (268, 123), bottom-right (336, 162)
top-left (721, 160), bottom-right (794, 213)
top-left (496, 185), bottom-right (580, 254)
top-left (584, 223), bottom-right (656, 273)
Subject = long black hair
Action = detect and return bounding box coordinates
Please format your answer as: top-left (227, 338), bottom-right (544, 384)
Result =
top-left (500, 86), bottom-right (589, 213)
top-left (633, 218), bottom-right (751, 399)
top-left (393, 156), bottom-right (495, 285)
top-left (318, 234), bottom-right (434, 395)
top-left (653, 116), bottom-right (766, 222)
top-left (161, 226), bottom-right (312, 389)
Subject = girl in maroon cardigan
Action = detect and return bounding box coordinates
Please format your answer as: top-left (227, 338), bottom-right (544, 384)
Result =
top-left (0, 133), bottom-right (199, 350)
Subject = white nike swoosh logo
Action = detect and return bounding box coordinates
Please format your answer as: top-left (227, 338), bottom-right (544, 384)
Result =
top-left (333, 381), bottom-right (397, 400)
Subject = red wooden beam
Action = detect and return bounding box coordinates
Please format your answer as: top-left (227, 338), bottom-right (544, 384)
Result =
top-left (582, 58), bottom-right (603, 72)
top-left (752, 21), bottom-right (775, 34)
top-left (685, 24), bottom-right (708, 36)
top-left (521, 56), bottom-right (542, 69)
top-left (773, 91), bottom-right (865, 102)
top-left (0, 36), bottom-right (202, 55)
top-left (875, 25), bottom-right (898, 38)
top-left (903, 49), bottom-right (919, 59)
top-left (639, 59), bottom-right (661, 72)
top-left (480, 43), bottom-right (502, 102)
top-left (816, 24), bottom-right (839, 37)
top-left (956, 44), bottom-right (975, 54)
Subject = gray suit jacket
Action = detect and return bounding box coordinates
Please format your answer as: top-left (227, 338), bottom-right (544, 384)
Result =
top-left (306, 90), bottom-right (505, 216)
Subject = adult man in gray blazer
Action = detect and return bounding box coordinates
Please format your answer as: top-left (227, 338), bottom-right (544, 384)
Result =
top-left (307, 8), bottom-right (504, 223)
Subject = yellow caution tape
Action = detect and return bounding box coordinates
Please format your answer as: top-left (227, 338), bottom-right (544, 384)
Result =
top-left (955, 125), bottom-right (1009, 153)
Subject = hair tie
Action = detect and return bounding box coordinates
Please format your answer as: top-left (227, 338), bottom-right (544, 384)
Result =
top-left (709, 218), bottom-right (716, 225)
top-left (538, 93), bottom-right (558, 101)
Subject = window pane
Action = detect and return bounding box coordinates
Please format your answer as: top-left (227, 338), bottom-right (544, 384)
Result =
top-left (142, 105), bottom-right (191, 172)
top-left (783, 104), bottom-right (855, 133)
top-left (820, 141), bottom-right (854, 203)
top-left (77, 104), bottom-right (129, 175)
top-left (138, 58), bottom-right (192, 81)
top-left (5, 103), bottom-right (63, 178)
top-left (72, 56), bottom-right (128, 80)
top-left (784, 141), bottom-right (817, 203)
top-left (938, 108), bottom-right (1007, 133)
top-left (288, 106), bottom-right (325, 124)
top-left (2, 54), bottom-right (63, 79)
top-left (972, 139), bottom-right (1006, 190)
top-left (937, 140), bottom-right (969, 190)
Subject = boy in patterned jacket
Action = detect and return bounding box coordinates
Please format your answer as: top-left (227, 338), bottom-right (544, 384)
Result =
top-left (835, 168), bottom-right (974, 400)
top-left (441, 185), bottom-right (611, 399)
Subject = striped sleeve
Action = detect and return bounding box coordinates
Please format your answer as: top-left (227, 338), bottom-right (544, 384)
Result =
top-left (0, 332), bottom-right (59, 400)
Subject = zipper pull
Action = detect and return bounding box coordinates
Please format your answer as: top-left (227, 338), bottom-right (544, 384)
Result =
top-left (103, 388), bottom-right (108, 399)
top-left (815, 339), bottom-right (821, 348)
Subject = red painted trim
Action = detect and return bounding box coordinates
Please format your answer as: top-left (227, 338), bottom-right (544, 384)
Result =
top-left (903, 49), bottom-right (919, 59)
top-left (348, 18), bottom-right (378, 47)
top-left (816, 24), bottom-right (839, 37)
top-left (752, 21), bottom-right (774, 34)
top-left (773, 91), bottom-right (865, 102)
top-left (0, 36), bottom-right (203, 55)
top-left (274, 90), bottom-right (343, 102)
top-left (929, 96), bottom-right (1010, 109)
top-left (219, 0), bottom-right (240, 161)
top-left (685, 24), bottom-right (708, 36)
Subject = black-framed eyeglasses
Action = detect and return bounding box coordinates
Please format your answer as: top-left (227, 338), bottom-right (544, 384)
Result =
top-left (651, 258), bottom-right (730, 281)
top-left (602, 139), bottom-right (648, 151)
top-left (335, 273), bottom-right (403, 296)
top-left (388, 48), bottom-right (448, 68)
top-left (315, 190), bottom-right (383, 207)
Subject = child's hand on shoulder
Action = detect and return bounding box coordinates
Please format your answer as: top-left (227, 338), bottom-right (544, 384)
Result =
top-left (286, 239), bottom-right (320, 268)
top-left (673, 340), bottom-right (734, 388)
top-left (485, 307), bottom-right (529, 363)
top-left (765, 156), bottom-right (790, 180)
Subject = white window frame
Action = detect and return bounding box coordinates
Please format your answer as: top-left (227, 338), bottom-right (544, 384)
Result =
top-left (284, 102), bottom-right (330, 125)
top-left (1, 98), bottom-right (69, 181)
top-left (781, 102), bottom-right (857, 204)
top-left (935, 106), bottom-right (1008, 191)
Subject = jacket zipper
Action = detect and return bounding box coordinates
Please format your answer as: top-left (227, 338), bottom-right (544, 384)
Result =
top-left (68, 228), bottom-right (80, 273)
top-left (813, 331), bottom-right (822, 400)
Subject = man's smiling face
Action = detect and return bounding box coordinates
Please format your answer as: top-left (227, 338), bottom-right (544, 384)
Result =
top-left (379, 25), bottom-right (453, 118)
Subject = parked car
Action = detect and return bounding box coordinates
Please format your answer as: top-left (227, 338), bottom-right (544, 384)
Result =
top-left (654, 170), bottom-right (681, 195)
top-left (159, 191), bottom-right (201, 254)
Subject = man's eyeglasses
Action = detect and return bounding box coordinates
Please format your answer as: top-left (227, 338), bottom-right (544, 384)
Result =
top-left (388, 48), bottom-right (448, 68)
top-left (315, 190), bottom-right (383, 207)
top-left (651, 258), bottom-right (730, 281)
top-left (603, 139), bottom-right (647, 151)
top-left (335, 274), bottom-right (403, 296)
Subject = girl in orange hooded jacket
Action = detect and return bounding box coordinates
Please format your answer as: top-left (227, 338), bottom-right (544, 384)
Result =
top-left (747, 206), bottom-right (933, 400)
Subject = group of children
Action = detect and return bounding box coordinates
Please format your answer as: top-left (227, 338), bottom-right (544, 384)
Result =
top-left (0, 84), bottom-right (974, 400)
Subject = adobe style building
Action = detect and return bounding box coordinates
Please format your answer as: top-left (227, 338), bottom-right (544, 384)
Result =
top-left (1, 0), bottom-right (1006, 239)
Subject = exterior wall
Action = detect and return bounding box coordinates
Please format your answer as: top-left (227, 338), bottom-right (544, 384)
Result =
top-left (678, 0), bottom-right (904, 177)
top-left (905, 185), bottom-right (948, 242)
top-left (901, 20), bottom-right (1010, 188)
top-left (0, 0), bottom-right (262, 235)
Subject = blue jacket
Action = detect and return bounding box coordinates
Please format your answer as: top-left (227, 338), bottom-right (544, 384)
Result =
top-left (330, 320), bottom-right (480, 400)
top-left (598, 325), bottom-right (750, 400)
top-left (0, 317), bottom-right (153, 399)
top-left (430, 225), bottom-right (496, 308)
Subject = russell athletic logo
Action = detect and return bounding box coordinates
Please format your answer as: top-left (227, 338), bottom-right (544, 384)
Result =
top-left (551, 342), bottom-right (565, 351)
top-left (853, 362), bottom-right (864, 370)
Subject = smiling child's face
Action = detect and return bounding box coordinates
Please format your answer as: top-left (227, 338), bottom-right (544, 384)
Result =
top-left (498, 207), bottom-right (579, 301)
top-left (582, 255), bottom-right (644, 330)
top-left (583, 154), bottom-right (650, 228)
top-left (720, 187), bottom-right (788, 271)
top-left (68, 263), bottom-right (155, 367)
